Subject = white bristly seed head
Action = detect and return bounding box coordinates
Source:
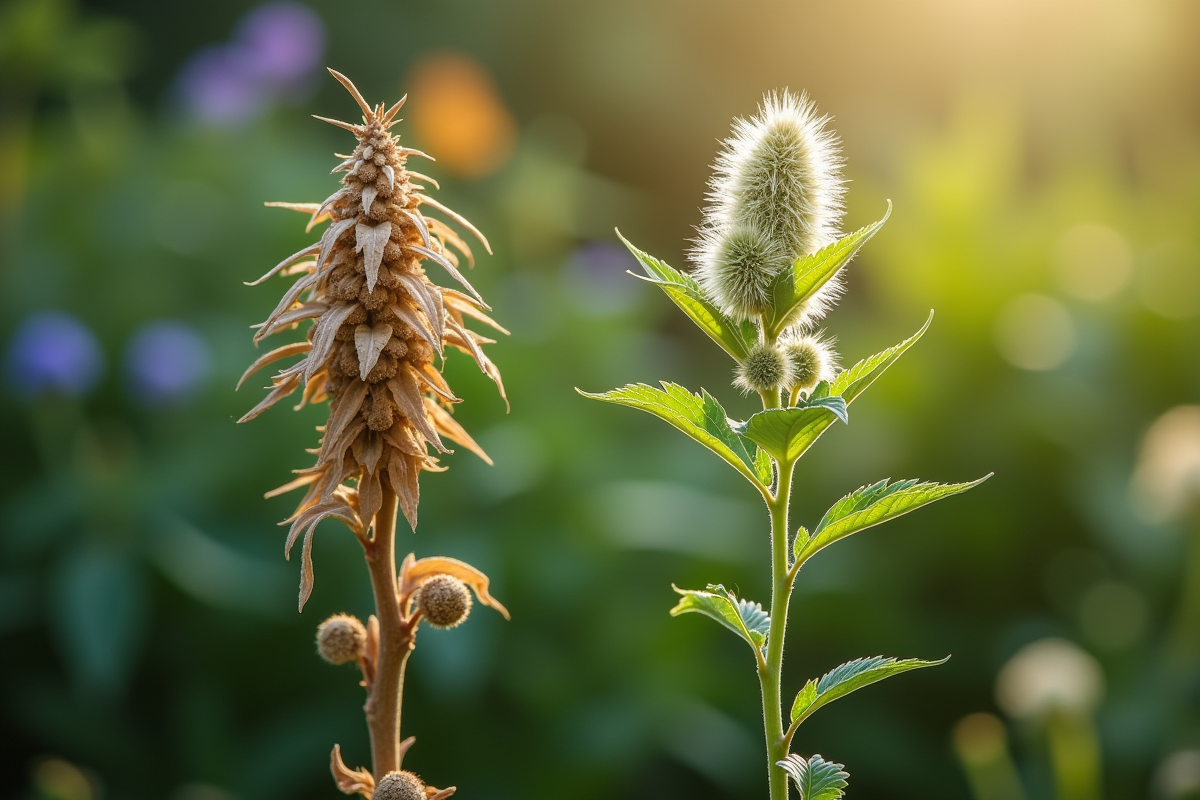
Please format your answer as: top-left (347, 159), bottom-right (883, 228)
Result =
top-left (692, 90), bottom-right (845, 328)
top-left (710, 90), bottom-right (844, 259)
top-left (734, 343), bottom-right (793, 394)
top-left (781, 331), bottom-right (838, 394)
top-left (694, 223), bottom-right (792, 320)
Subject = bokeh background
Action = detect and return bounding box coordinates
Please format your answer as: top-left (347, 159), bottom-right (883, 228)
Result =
top-left (3, 1), bottom-right (1200, 798)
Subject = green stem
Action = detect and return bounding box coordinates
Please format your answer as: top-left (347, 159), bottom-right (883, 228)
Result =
top-left (760, 456), bottom-right (797, 800)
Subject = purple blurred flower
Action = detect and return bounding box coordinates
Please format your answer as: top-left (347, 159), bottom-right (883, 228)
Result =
top-left (236, 2), bottom-right (325, 88)
top-left (124, 321), bottom-right (211, 406)
top-left (6, 311), bottom-right (105, 397)
top-left (176, 2), bottom-right (325, 126)
top-left (176, 45), bottom-right (265, 126)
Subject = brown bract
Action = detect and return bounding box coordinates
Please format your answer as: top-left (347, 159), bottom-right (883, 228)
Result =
top-left (240, 70), bottom-right (506, 611)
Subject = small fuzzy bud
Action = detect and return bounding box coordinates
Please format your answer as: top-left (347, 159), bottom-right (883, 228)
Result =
top-left (695, 223), bottom-right (791, 320)
top-left (373, 770), bottom-right (425, 800)
top-left (316, 613), bottom-right (366, 665)
top-left (416, 574), bottom-right (473, 629)
top-left (782, 333), bottom-right (837, 394)
top-left (734, 343), bottom-right (793, 394)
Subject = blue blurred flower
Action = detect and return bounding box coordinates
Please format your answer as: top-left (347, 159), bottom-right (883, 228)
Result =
top-left (6, 311), bottom-right (105, 398)
top-left (175, 2), bottom-right (325, 127)
top-left (124, 321), bottom-right (211, 406)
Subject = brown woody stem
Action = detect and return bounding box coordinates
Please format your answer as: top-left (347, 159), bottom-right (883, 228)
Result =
top-left (363, 485), bottom-right (413, 779)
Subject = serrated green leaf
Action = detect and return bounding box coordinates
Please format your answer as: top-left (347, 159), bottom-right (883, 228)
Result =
top-left (670, 583), bottom-right (770, 651)
top-left (792, 526), bottom-right (810, 563)
top-left (617, 231), bottom-right (757, 360)
top-left (777, 753), bottom-right (849, 800)
top-left (797, 475), bottom-right (991, 562)
top-left (789, 655), bottom-right (948, 725)
top-left (762, 202), bottom-right (891, 338)
top-left (578, 382), bottom-right (766, 488)
top-left (743, 312), bottom-right (933, 463)
top-left (753, 447), bottom-right (773, 485)
top-left (800, 393), bottom-right (848, 424)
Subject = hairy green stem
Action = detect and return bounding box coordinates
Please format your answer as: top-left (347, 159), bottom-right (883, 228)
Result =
top-left (761, 458), bottom-right (798, 800)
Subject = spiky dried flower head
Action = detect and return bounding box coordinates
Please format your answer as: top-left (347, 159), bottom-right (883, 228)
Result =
top-left (316, 613), bottom-right (366, 664)
top-left (373, 770), bottom-right (425, 800)
top-left (782, 332), bottom-right (838, 394)
top-left (415, 574), bottom-right (472, 629)
top-left (734, 343), bottom-right (793, 395)
top-left (240, 70), bottom-right (508, 612)
top-left (694, 223), bottom-right (791, 321)
top-left (693, 90), bottom-right (845, 328)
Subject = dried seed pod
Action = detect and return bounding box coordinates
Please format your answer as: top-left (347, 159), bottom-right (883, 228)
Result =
top-left (316, 613), bottom-right (367, 664)
top-left (372, 770), bottom-right (425, 800)
top-left (241, 71), bottom-right (509, 612)
top-left (416, 574), bottom-right (473, 629)
top-left (735, 343), bottom-right (793, 394)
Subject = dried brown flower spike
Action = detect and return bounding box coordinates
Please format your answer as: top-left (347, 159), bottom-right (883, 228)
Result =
top-left (240, 69), bottom-right (509, 795)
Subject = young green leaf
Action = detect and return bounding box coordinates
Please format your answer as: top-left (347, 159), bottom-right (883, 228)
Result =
top-left (789, 656), bottom-right (947, 725)
top-left (761, 202), bottom-right (891, 338)
top-left (670, 583), bottom-right (770, 651)
top-left (617, 230), bottom-right (757, 360)
top-left (776, 753), bottom-right (849, 800)
top-left (796, 475), bottom-right (991, 563)
top-left (577, 382), bottom-right (767, 489)
top-left (743, 311), bottom-right (933, 463)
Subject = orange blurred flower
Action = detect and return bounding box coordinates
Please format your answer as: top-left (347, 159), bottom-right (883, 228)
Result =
top-left (406, 53), bottom-right (516, 179)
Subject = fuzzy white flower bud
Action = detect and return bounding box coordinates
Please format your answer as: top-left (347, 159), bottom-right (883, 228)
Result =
top-left (781, 332), bottom-right (838, 394)
top-left (711, 90), bottom-right (844, 259)
top-left (734, 343), bottom-right (793, 394)
top-left (692, 90), bottom-right (845, 327)
top-left (694, 223), bottom-right (791, 320)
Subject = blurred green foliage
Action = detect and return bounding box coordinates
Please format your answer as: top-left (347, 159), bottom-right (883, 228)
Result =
top-left (2, 1), bottom-right (1199, 799)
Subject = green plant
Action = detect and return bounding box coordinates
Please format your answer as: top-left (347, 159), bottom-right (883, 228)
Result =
top-left (581, 91), bottom-right (989, 799)
top-left (240, 70), bottom-right (509, 799)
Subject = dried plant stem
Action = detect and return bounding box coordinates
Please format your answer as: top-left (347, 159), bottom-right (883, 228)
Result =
top-left (364, 487), bottom-right (411, 779)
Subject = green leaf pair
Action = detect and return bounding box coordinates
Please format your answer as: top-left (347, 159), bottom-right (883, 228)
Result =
top-left (577, 382), bottom-right (772, 488)
top-left (777, 753), bottom-right (849, 800)
top-left (616, 204), bottom-right (888, 363)
top-left (742, 311), bottom-right (932, 464)
top-left (617, 232), bottom-right (758, 361)
top-left (789, 655), bottom-right (947, 726)
top-left (669, 583), bottom-right (770, 652)
top-left (795, 475), bottom-right (992, 565)
top-left (761, 201), bottom-right (891, 339)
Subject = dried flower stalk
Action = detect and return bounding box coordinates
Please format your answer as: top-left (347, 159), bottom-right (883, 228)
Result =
top-left (240, 69), bottom-right (509, 797)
